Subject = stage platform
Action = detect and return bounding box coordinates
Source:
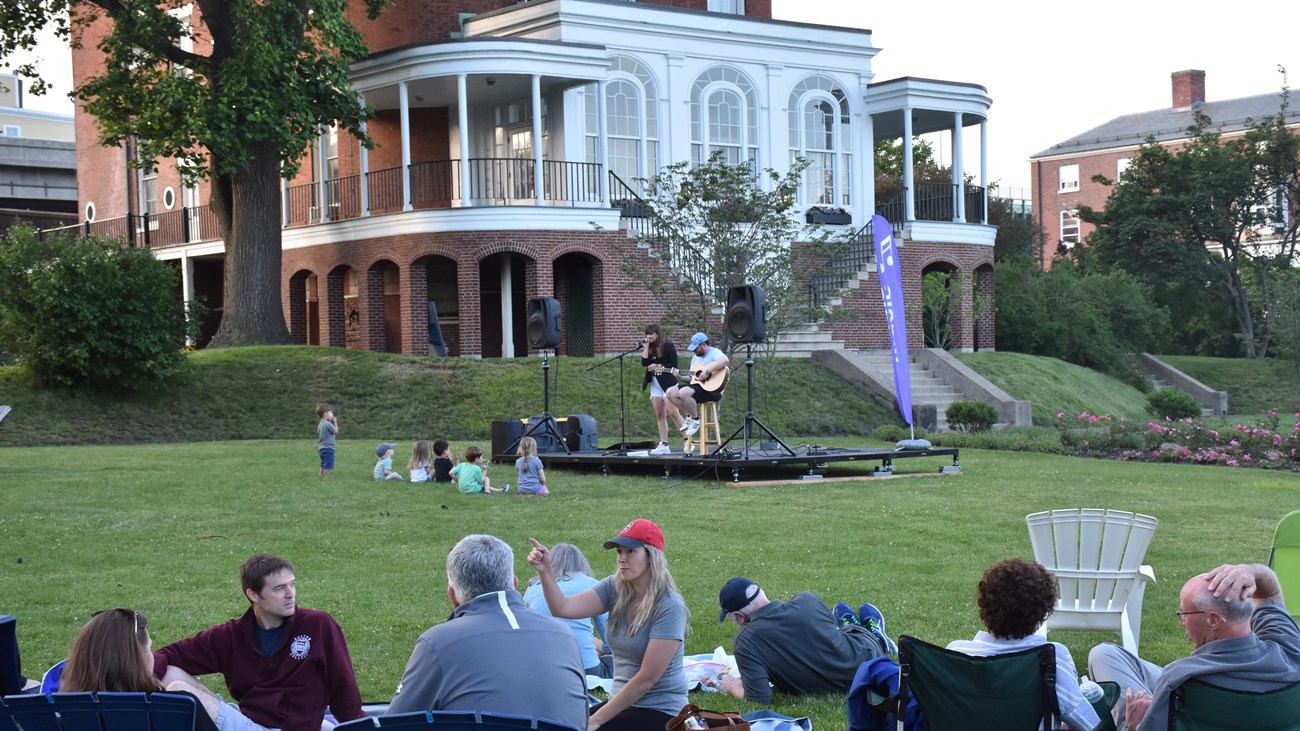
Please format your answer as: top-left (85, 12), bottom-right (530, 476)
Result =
top-left (496, 442), bottom-right (960, 484)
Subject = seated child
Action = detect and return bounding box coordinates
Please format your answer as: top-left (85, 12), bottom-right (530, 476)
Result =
top-left (433, 439), bottom-right (454, 483)
top-left (515, 436), bottom-right (549, 495)
top-left (374, 442), bottom-right (405, 480)
top-left (408, 440), bottom-right (434, 483)
top-left (450, 445), bottom-right (507, 494)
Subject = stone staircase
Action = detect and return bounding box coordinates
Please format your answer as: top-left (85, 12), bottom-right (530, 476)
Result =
top-left (766, 323), bottom-right (845, 358)
top-left (843, 351), bottom-right (966, 432)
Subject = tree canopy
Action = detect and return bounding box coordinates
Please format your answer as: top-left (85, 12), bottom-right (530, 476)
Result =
top-left (0, 0), bottom-right (388, 346)
top-left (1078, 88), bottom-right (1300, 359)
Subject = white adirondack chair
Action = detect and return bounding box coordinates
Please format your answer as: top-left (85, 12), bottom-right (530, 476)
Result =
top-left (1026, 508), bottom-right (1157, 655)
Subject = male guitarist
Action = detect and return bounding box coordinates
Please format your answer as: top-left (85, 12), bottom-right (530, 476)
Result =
top-left (665, 332), bottom-right (729, 440)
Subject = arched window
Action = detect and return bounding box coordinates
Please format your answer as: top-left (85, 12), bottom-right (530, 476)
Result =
top-left (788, 75), bottom-right (851, 206)
top-left (690, 66), bottom-right (759, 166)
top-left (585, 55), bottom-right (659, 191)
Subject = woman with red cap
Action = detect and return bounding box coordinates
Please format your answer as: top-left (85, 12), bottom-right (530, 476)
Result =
top-left (528, 519), bottom-right (687, 731)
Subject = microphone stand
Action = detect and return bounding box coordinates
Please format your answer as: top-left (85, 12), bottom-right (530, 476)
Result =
top-left (587, 343), bottom-right (643, 455)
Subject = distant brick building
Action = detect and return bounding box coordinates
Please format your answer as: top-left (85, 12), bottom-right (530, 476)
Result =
top-left (0, 72), bottom-right (77, 232)
top-left (1030, 70), bottom-right (1300, 265)
top-left (69, 0), bottom-right (997, 354)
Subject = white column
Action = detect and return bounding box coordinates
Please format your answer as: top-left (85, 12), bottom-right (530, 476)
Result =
top-left (501, 260), bottom-right (515, 358)
top-left (980, 119), bottom-right (989, 223)
top-left (457, 74), bottom-right (470, 207)
top-left (860, 104), bottom-right (875, 223)
top-left (597, 80), bottom-right (609, 203)
top-left (902, 108), bottom-right (914, 222)
top-left (280, 177), bottom-right (289, 227)
top-left (399, 80), bottom-right (412, 211)
top-left (953, 112), bottom-right (965, 223)
top-left (532, 74), bottom-right (544, 206)
top-left (318, 132), bottom-right (330, 222)
top-left (359, 92), bottom-right (370, 218)
top-left (180, 252), bottom-right (195, 346)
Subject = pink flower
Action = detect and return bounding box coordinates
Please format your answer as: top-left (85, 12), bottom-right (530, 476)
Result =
top-left (1269, 410), bottom-right (1277, 417)
top-left (1089, 415), bottom-right (1098, 424)
top-left (1243, 454), bottom-right (1252, 462)
top-left (1057, 412), bottom-right (1065, 419)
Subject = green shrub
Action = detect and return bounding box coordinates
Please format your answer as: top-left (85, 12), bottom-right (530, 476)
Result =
top-left (1147, 388), bottom-right (1202, 420)
top-left (946, 400), bottom-right (999, 432)
top-left (0, 224), bottom-right (199, 390)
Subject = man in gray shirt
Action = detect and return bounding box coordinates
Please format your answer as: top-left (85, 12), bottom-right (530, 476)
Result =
top-left (388, 535), bottom-right (588, 730)
top-left (1089, 563), bottom-right (1300, 731)
top-left (710, 577), bottom-right (890, 704)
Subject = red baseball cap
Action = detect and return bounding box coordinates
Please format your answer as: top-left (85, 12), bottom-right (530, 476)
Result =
top-left (603, 519), bottom-right (665, 553)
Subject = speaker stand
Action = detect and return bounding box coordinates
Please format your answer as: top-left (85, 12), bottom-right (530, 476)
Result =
top-left (512, 352), bottom-right (571, 455)
top-left (716, 344), bottom-right (795, 459)
top-left (587, 345), bottom-right (639, 455)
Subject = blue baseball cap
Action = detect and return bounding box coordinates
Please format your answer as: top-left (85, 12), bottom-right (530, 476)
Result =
top-left (719, 577), bottom-right (760, 621)
top-left (688, 332), bottom-right (709, 350)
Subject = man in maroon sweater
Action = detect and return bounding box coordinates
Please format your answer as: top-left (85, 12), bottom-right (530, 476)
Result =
top-left (154, 554), bottom-right (364, 731)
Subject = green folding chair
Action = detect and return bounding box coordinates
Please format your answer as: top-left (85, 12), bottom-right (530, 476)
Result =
top-left (1268, 510), bottom-right (1300, 620)
top-left (1168, 677), bottom-right (1300, 731)
top-left (896, 635), bottom-right (1060, 731)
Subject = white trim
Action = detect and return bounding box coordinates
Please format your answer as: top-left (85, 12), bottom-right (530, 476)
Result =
top-left (905, 221), bottom-right (996, 247)
top-left (496, 591), bottom-right (521, 629)
top-left (280, 207), bottom-right (621, 250)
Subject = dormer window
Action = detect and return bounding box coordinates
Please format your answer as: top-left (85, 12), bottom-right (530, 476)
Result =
top-left (708, 0), bottom-right (745, 13)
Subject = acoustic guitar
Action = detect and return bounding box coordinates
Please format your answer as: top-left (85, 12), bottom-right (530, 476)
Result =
top-left (652, 365), bottom-right (728, 393)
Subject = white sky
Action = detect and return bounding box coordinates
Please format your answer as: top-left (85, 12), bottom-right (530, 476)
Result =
top-left (8, 1), bottom-right (1300, 193)
top-left (772, 0), bottom-right (1300, 193)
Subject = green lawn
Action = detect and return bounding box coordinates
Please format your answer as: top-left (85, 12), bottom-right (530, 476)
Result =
top-left (0, 347), bottom-right (897, 447)
top-left (1158, 355), bottom-right (1300, 416)
top-left (3, 439), bottom-right (1294, 730)
top-left (954, 352), bottom-right (1149, 424)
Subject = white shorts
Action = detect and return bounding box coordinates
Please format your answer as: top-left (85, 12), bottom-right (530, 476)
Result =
top-left (650, 380), bottom-right (666, 399)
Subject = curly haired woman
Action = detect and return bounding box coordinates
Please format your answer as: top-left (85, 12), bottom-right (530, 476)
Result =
top-left (947, 558), bottom-right (1102, 731)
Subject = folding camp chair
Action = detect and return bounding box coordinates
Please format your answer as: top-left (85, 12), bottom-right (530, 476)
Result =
top-left (0, 691), bottom-right (197, 731)
top-left (1, 616), bottom-right (25, 696)
top-left (1268, 510), bottom-right (1300, 620)
top-left (896, 635), bottom-right (1060, 731)
top-left (1168, 677), bottom-right (1300, 731)
top-left (333, 711), bottom-right (579, 731)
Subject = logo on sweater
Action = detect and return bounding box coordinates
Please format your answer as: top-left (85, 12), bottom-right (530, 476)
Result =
top-left (290, 634), bottom-right (312, 660)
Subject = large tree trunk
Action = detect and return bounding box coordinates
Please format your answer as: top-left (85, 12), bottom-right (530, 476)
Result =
top-left (208, 143), bottom-right (291, 347)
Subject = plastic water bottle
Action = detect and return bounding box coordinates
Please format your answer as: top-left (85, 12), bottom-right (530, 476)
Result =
top-left (1079, 675), bottom-right (1104, 704)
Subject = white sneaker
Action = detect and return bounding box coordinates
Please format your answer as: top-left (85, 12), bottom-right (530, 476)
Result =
top-left (683, 417), bottom-right (701, 437)
top-left (682, 440), bottom-right (693, 456)
top-left (650, 442), bottom-right (672, 456)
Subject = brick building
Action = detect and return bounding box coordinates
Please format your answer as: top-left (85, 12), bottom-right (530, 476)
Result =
top-left (1029, 69), bottom-right (1300, 266)
top-left (68, 0), bottom-right (997, 355)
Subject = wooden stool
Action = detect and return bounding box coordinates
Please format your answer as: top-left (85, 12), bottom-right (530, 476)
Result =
top-left (685, 401), bottom-right (721, 456)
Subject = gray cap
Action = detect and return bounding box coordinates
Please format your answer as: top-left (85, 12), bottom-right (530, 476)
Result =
top-left (376, 442), bottom-right (397, 457)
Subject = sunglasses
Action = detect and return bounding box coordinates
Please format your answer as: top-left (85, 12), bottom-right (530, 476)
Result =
top-left (93, 608), bottom-right (146, 637)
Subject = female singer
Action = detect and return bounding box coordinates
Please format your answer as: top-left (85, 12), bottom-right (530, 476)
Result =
top-left (640, 324), bottom-right (682, 455)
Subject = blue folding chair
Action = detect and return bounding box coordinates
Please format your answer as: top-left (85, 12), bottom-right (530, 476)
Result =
top-left (37, 661), bottom-right (65, 696)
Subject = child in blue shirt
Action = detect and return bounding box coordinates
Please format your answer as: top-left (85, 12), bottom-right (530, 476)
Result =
top-left (373, 443), bottom-right (404, 480)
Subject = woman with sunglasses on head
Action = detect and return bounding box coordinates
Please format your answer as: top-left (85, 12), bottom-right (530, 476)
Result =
top-left (63, 609), bottom-right (266, 731)
top-left (528, 519), bottom-right (687, 731)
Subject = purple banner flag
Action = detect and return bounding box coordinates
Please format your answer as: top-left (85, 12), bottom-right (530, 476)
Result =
top-left (872, 215), bottom-right (912, 425)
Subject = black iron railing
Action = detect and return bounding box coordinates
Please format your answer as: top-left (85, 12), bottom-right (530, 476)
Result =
top-left (875, 188), bottom-right (906, 228)
top-left (36, 207), bottom-right (221, 248)
top-left (807, 219), bottom-right (877, 310)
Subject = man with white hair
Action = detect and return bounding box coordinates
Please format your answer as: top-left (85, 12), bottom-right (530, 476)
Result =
top-left (711, 577), bottom-right (891, 704)
top-left (1089, 563), bottom-right (1300, 731)
top-left (388, 535), bottom-right (588, 729)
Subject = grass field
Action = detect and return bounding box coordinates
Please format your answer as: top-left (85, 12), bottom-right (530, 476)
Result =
top-left (1159, 355), bottom-right (1300, 416)
top-left (953, 352), bottom-right (1149, 425)
top-left (3, 439), bottom-right (1295, 729)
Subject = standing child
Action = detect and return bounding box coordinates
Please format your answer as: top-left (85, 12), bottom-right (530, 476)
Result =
top-left (374, 443), bottom-right (405, 480)
top-left (450, 445), bottom-right (507, 494)
top-left (408, 440), bottom-right (434, 483)
top-left (316, 403), bottom-right (338, 477)
top-left (514, 436), bottom-right (549, 495)
top-left (432, 439), bottom-right (454, 483)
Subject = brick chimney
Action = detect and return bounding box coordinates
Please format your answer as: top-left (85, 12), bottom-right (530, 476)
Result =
top-left (1172, 69), bottom-right (1206, 109)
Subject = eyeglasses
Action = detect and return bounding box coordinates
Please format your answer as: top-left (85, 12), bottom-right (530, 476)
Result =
top-left (93, 608), bottom-right (144, 636)
top-left (1175, 609), bottom-right (1209, 621)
